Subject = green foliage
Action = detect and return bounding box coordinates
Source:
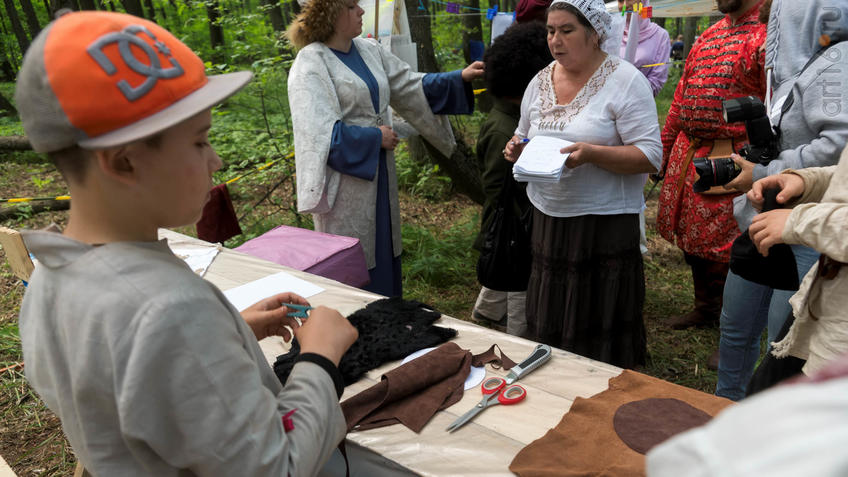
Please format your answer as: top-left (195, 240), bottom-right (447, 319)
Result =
top-left (656, 65), bottom-right (682, 127)
top-left (395, 143), bottom-right (452, 201)
top-left (401, 214), bottom-right (478, 287)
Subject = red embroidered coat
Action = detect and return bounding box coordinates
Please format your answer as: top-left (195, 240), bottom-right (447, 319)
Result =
top-left (656, 3), bottom-right (766, 263)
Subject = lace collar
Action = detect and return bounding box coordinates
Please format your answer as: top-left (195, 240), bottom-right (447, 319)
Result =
top-left (537, 55), bottom-right (620, 131)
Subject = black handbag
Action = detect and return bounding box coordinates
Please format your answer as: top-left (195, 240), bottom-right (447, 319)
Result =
top-left (476, 174), bottom-right (532, 292)
top-left (730, 188), bottom-right (799, 291)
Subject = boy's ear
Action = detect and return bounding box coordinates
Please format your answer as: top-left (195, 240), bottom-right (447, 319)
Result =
top-left (93, 146), bottom-right (137, 185)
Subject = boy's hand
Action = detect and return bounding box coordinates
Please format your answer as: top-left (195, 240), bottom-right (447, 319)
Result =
top-left (295, 306), bottom-right (358, 366)
top-left (748, 173), bottom-right (806, 211)
top-left (241, 292), bottom-right (310, 341)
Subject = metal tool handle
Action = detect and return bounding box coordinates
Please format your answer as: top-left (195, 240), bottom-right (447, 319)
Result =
top-left (508, 344), bottom-right (551, 383)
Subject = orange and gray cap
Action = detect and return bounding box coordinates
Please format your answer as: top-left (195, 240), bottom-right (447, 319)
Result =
top-left (15, 11), bottom-right (252, 153)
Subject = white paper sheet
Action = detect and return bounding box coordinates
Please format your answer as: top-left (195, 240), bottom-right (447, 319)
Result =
top-left (513, 135), bottom-right (573, 182)
top-left (223, 271), bottom-right (325, 311)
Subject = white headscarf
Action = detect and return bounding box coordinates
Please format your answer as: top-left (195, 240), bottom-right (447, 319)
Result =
top-left (550, 0), bottom-right (623, 56)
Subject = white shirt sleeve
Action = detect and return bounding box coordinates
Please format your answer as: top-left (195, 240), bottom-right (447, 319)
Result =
top-left (646, 377), bottom-right (848, 477)
top-left (613, 70), bottom-right (663, 171)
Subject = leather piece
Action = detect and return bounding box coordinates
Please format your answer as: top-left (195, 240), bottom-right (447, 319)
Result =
top-left (509, 370), bottom-right (733, 477)
top-left (613, 398), bottom-right (712, 455)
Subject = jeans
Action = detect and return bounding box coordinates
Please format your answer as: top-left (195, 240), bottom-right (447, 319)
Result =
top-left (715, 244), bottom-right (820, 401)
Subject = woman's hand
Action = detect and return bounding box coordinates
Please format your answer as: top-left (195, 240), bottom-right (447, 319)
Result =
top-left (241, 292), bottom-right (310, 341)
top-left (380, 125), bottom-right (399, 150)
top-left (747, 173), bottom-right (806, 211)
top-left (749, 209), bottom-right (792, 257)
top-left (461, 61), bottom-right (485, 82)
top-left (503, 135), bottom-right (527, 163)
top-left (562, 142), bottom-right (596, 169)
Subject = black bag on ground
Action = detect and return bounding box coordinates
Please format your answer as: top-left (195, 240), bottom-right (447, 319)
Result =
top-left (476, 174), bottom-right (531, 292)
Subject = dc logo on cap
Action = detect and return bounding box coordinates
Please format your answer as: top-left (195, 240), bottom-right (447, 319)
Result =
top-left (87, 25), bottom-right (184, 102)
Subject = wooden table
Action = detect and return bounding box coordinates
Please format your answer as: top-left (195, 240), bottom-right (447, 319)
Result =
top-left (161, 230), bottom-right (622, 476)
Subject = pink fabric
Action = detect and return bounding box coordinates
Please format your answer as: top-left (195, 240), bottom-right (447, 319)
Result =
top-left (620, 18), bottom-right (671, 96)
top-left (235, 225), bottom-right (370, 288)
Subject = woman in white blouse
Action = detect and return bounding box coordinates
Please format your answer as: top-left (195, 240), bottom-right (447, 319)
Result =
top-left (504, 0), bottom-right (662, 368)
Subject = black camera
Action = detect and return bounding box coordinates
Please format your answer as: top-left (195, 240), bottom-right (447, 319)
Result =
top-left (692, 96), bottom-right (780, 193)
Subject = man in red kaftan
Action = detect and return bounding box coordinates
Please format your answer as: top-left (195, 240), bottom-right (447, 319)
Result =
top-left (656, 0), bottom-right (767, 349)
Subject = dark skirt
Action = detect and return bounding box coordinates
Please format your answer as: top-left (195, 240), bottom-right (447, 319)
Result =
top-left (526, 208), bottom-right (646, 368)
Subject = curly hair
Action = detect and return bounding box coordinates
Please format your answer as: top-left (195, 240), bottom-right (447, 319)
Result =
top-left (286, 0), bottom-right (348, 49)
top-left (483, 22), bottom-right (553, 99)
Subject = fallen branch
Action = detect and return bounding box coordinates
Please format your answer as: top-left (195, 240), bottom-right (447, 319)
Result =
top-left (0, 362), bottom-right (23, 374)
top-left (0, 200), bottom-right (70, 220)
top-left (0, 136), bottom-right (32, 151)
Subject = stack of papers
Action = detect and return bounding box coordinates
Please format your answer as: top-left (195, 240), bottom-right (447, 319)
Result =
top-left (512, 136), bottom-right (573, 183)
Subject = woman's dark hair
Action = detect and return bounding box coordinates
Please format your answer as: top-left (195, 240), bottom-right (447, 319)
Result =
top-left (547, 2), bottom-right (596, 35)
top-left (483, 22), bottom-right (553, 99)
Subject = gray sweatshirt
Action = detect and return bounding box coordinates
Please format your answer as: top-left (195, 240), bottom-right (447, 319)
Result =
top-left (733, 0), bottom-right (848, 230)
top-left (19, 231), bottom-right (346, 476)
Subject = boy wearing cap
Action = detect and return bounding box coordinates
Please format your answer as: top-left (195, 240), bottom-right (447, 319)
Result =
top-left (15, 11), bottom-right (357, 476)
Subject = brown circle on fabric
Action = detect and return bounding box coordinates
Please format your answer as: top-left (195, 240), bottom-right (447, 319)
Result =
top-left (613, 397), bottom-right (712, 454)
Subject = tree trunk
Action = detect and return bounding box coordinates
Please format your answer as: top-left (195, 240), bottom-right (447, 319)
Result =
top-left (683, 16), bottom-right (698, 59)
top-left (0, 200), bottom-right (70, 221)
top-left (77, 0), bottom-right (96, 9)
top-left (19, 0), bottom-right (42, 38)
top-left (403, 0), bottom-right (439, 73)
top-left (461, 0), bottom-right (482, 63)
top-left (0, 135), bottom-right (31, 149)
top-left (0, 38), bottom-right (16, 79)
top-left (0, 96), bottom-right (18, 118)
top-left (262, 0), bottom-right (285, 32)
top-left (400, 0), bottom-right (484, 205)
top-left (207, 0), bottom-right (224, 51)
top-left (3, 0), bottom-right (31, 54)
top-left (119, 0), bottom-right (145, 17)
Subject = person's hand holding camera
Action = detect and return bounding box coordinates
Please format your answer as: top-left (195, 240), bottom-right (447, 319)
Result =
top-left (747, 172), bottom-right (806, 211)
top-left (726, 154), bottom-right (755, 192)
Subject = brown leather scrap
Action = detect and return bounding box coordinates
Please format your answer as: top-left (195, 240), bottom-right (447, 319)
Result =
top-left (509, 370), bottom-right (733, 477)
top-left (341, 342), bottom-right (517, 433)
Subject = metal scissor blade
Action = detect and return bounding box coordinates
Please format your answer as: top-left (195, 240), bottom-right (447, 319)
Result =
top-left (445, 404), bottom-right (484, 433)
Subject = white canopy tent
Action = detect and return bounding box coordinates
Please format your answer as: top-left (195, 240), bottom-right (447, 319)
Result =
top-left (605, 0), bottom-right (719, 18)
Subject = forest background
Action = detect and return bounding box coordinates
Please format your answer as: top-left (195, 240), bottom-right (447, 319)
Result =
top-left (0, 0), bottom-right (727, 474)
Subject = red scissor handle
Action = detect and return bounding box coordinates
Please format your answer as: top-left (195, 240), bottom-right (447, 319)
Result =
top-left (481, 377), bottom-right (506, 395)
top-left (497, 384), bottom-right (526, 405)
top-left (481, 377), bottom-right (526, 405)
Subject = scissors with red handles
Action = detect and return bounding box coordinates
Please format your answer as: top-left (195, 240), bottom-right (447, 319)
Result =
top-left (445, 377), bottom-right (526, 432)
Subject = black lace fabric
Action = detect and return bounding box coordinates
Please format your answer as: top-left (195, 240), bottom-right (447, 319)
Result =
top-left (273, 297), bottom-right (457, 386)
